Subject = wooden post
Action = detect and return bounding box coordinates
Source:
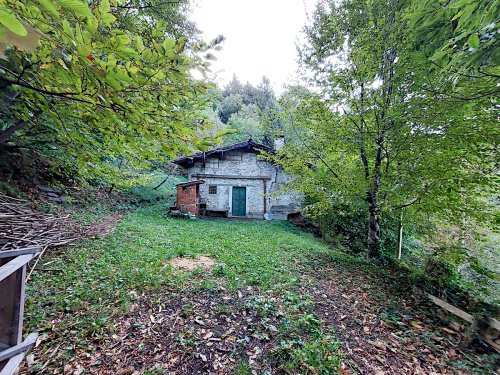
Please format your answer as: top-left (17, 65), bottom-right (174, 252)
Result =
top-left (0, 248), bottom-right (41, 373)
top-left (263, 179), bottom-right (267, 214)
top-left (427, 293), bottom-right (500, 353)
top-left (396, 210), bottom-right (403, 260)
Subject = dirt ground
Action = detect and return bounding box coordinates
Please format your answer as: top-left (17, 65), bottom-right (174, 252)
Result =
top-left (55, 265), bottom-right (497, 375)
top-left (169, 256), bottom-right (215, 271)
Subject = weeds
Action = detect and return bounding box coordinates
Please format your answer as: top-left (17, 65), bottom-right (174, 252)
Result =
top-left (25, 204), bottom-right (341, 353)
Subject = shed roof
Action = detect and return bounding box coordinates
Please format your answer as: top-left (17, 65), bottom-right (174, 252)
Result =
top-left (176, 180), bottom-right (204, 187)
top-left (172, 139), bottom-right (274, 168)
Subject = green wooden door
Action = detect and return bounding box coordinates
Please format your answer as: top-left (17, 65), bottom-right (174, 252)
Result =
top-left (232, 187), bottom-right (246, 216)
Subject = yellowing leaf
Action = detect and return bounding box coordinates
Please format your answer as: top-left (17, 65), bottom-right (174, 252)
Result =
top-left (409, 321), bottom-right (423, 329)
top-left (215, 128), bottom-right (238, 137)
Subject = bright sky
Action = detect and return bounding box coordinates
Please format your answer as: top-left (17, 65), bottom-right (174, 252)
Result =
top-left (190, 0), bottom-right (316, 93)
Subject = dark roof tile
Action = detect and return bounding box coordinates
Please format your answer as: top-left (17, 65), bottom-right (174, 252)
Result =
top-left (173, 139), bottom-right (273, 168)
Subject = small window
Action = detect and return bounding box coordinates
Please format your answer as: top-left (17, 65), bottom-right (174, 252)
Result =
top-left (209, 185), bottom-right (217, 194)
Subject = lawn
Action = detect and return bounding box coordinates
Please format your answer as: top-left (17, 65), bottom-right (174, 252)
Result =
top-left (22, 204), bottom-right (497, 374)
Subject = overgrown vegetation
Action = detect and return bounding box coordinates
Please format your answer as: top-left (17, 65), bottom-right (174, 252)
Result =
top-left (0, 0), bottom-right (231, 188)
top-left (1, 0), bottom-right (498, 372)
top-left (23, 204), bottom-right (497, 373)
top-left (24, 203), bottom-right (345, 372)
top-left (264, 0), bottom-right (499, 309)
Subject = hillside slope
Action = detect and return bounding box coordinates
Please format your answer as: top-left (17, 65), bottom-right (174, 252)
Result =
top-left (22, 205), bottom-right (497, 374)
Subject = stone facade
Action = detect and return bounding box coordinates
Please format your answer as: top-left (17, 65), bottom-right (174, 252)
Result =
top-left (174, 141), bottom-right (302, 220)
top-left (174, 139), bottom-right (303, 220)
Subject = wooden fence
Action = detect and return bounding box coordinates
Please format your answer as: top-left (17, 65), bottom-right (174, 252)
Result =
top-left (0, 247), bottom-right (41, 374)
top-left (427, 293), bottom-right (500, 352)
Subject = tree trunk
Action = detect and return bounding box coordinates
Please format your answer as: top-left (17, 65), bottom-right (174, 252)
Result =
top-left (396, 210), bottom-right (403, 260)
top-left (367, 192), bottom-right (381, 258)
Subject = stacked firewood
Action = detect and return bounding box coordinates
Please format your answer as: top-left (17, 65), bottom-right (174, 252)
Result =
top-left (0, 194), bottom-right (78, 250)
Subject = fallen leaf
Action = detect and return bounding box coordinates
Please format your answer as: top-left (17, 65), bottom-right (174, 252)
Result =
top-left (373, 340), bottom-right (386, 350)
top-left (442, 327), bottom-right (457, 335)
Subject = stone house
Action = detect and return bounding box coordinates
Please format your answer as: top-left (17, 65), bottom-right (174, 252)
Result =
top-left (172, 139), bottom-right (302, 219)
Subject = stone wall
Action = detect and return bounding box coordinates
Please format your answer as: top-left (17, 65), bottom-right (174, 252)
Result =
top-left (185, 151), bottom-right (302, 219)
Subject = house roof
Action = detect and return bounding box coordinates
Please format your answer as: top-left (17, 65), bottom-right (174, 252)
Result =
top-left (172, 139), bottom-right (274, 168)
top-left (176, 180), bottom-right (204, 187)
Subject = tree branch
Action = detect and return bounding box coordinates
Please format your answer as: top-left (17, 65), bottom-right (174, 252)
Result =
top-left (0, 110), bottom-right (42, 143)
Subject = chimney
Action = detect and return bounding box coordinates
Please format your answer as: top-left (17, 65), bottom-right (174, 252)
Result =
top-left (274, 135), bottom-right (285, 151)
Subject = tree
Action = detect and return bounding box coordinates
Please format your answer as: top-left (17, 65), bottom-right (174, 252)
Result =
top-left (219, 94), bottom-right (244, 124)
top-left (407, 0), bottom-right (499, 102)
top-left (275, 0), bottom-right (498, 259)
top-left (222, 74), bottom-right (243, 97)
top-left (255, 76), bottom-right (275, 111)
top-left (225, 104), bottom-right (263, 144)
top-left (0, 0), bottom-right (221, 184)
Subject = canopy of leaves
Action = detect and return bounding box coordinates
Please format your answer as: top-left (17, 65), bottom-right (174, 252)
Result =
top-left (0, 0), bottom-right (220, 185)
top-left (204, 75), bottom-right (282, 146)
top-left (274, 0), bottom-right (498, 258)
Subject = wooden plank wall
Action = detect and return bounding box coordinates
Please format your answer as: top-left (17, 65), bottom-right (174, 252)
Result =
top-left (0, 248), bottom-right (40, 374)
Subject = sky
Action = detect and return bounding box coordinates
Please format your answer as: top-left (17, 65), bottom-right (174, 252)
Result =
top-left (190, 0), bottom-right (316, 93)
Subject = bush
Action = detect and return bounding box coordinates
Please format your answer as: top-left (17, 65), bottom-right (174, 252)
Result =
top-left (309, 203), bottom-right (420, 259)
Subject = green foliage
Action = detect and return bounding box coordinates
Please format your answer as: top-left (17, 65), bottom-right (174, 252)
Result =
top-left (274, 0), bottom-right (498, 260)
top-left (0, 0), bottom-right (220, 186)
top-left (219, 93), bottom-right (244, 124)
top-left (225, 104), bottom-right (263, 143)
top-left (234, 361), bottom-right (252, 375)
top-left (203, 75), bottom-right (281, 146)
top-left (285, 335), bottom-right (342, 374)
top-left (119, 172), bottom-right (185, 207)
top-left (270, 291), bottom-right (342, 373)
top-left (408, 0), bottom-right (499, 78)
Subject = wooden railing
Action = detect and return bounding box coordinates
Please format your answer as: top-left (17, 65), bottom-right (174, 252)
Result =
top-left (0, 247), bottom-right (41, 374)
top-left (427, 293), bottom-right (500, 352)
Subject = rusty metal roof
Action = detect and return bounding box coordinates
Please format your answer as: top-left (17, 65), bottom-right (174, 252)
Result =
top-left (172, 139), bottom-right (274, 168)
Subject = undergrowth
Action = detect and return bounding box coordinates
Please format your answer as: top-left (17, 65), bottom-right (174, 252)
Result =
top-left (25, 203), bottom-right (344, 369)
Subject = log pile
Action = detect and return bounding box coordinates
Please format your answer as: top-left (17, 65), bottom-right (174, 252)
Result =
top-left (0, 194), bottom-right (78, 250)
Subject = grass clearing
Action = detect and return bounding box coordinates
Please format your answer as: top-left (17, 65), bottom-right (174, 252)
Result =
top-left (22, 204), bottom-right (497, 374)
top-left (24, 204), bottom-right (342, 372)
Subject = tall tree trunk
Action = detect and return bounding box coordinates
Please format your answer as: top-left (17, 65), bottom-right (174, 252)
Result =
top-left (367, 192), bottom-right (381, 258)
top-left (396, 210), bottom-right (403, 260)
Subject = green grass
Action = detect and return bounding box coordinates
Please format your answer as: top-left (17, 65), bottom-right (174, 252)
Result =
top-left (25, 203), bottom-right (347, 372)
top-left (25, 204), bottom-right (338, 336)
